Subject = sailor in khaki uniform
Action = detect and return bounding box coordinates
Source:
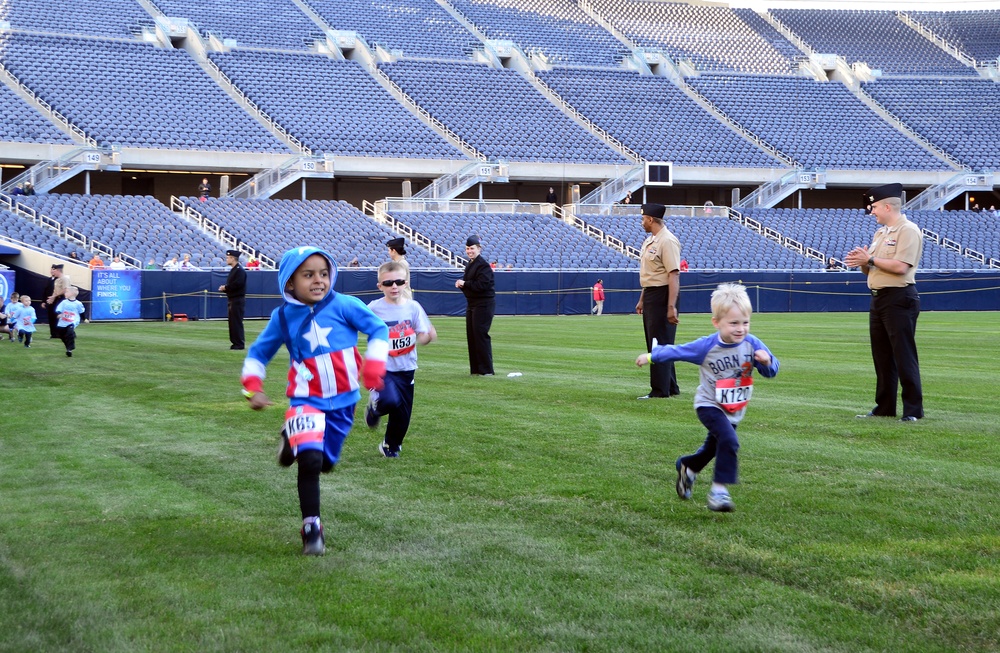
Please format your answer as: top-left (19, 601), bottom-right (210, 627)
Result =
top-left (845, 183), bottom-right (924, 422)
top-left (635, 203), bottom-right (682, 399)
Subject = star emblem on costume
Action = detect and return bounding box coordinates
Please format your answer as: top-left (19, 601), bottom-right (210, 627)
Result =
top-left (303, 322), bottom-right (332, 351)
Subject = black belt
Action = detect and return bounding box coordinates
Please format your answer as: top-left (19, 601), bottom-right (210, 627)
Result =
top-left (870, 286), bottom-right (912, 296)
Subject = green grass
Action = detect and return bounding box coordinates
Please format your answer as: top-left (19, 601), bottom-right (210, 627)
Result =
top-left (1, 312), bottom-right (998, 652)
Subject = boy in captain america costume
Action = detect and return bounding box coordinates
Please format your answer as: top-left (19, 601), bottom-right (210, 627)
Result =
top-left (635, 283), bottom-right (779, 513)
top-left (241, 246), bottom-right (389, 556)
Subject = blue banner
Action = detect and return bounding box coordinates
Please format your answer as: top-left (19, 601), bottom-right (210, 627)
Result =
top-left (0, 270), bottom-right (13, 303)
top-left (91, 270), bottom-right (142, 320)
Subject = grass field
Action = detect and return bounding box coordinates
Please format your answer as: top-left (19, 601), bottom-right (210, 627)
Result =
top-left (1, 311), bottom-right (998, 652)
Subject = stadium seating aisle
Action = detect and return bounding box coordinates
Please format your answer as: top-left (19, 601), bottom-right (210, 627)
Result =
top-left (587, 0), bottom-right (800, 74)
top-left (770, 9), bottom-right (975, 76)
top-left (151, 0), bottom-right (324, 52)
top-left (0, 206), bottom-right (82, 257)
top-left (446, 0), bottom-right (630, 67)
top-left (0, 33), bottom-right (291, 153)
top-left (909, 10), bottom-right (1000, 64)
top-left (179, 197), bottom-right (450, 268)
top-left (687, 74), bottom-right (950, 171)
top-left (15, 194), bottom-right (228, 268)
top-left (208, 52), bottom-right (464, 159)
top-left (303, 0), bottom-right (480, 60)
top-left (538, 68), bottom-right (781, 167)
top-left (863, 78), bottom-right (1000, 171)
top-left (910, 209), bottom-right (1000, 263)
top-left (391, 210), bottom-right (636, 269)
top-left (744, 208), bottom-right (986, 270)
top-left (0, 83), bottom-right (75, 145)
top-left (380, 60), bottom-right (629, 164)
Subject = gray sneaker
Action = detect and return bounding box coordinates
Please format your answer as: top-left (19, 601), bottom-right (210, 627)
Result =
top-left (707, 489), bottom-right (735, 513)
top-left (301, 521), bottom-right (326, 556)
top-left (675, 461), bottom-right (695, 500)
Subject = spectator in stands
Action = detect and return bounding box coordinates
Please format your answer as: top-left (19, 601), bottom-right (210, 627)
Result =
top-left (623, 191), bottom-right (632, 205)
top-left (109, 256), bottom-right (126, 270)
top-left (68, 252), bottom-right (80, 263)
top-left (164, 256), bottom-right (181, 271)
top-left (146, 259), bottom-right (158, 270)
top-left (636, 203), bottom-right (682, 400)
top-left (10, 185), bottom-right (24, 196)
top-left (680, 259), bottom-right (689, 272)
top-left (246, 257), bottom-right (260, 271)
top-left (455, 235), bottom-right (495, 376)
top-left (88, 253), bottom-right (105, 269)
top-left (44, 264), bottom-right (71, 339)
top-left (348, 257), bottom-right (360, 268)
top-left (198, 178), bottom-right (211, 202)
top-left (22, 182), bottom-right (35, 196)
top-left (219, 249), bottom-right (246, 350)
top-left (592, 278), bottom-right (605, 316)
top-left (490, 260), bottom-right (498, 270)
top-left (972, 203), bottom-right (981, 212)
top-left (180, 254), bottom-right (199, 271)
top-left (825, 259), bottom-right (838, 271)
top-left (546, 187), bottom-right (558, 204)
top-left (991, 205), bottom-right (999, 218)
top-left (845, 183), bottom-right (923, 423)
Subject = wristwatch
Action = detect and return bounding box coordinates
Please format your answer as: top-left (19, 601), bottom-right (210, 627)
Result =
top-left (868, 256), bottom-right (875, 268)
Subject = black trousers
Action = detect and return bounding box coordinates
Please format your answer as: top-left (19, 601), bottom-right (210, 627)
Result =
top-left (228, 297), bottom-right (245, 348)
top-left (466, 300), bottom-right (495, 375)
top-left (47, 302), bottom-right (59, 337)
top-left (55, 324), bottom-right (76, 352)
top-left (642, 286), bottom-right (679, 397)
top-left (869, 285), bottom-right (923, 419)
top-left (372, 370), bottom-right (415, 451)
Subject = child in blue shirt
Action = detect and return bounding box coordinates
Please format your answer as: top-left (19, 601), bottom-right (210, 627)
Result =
top-left (365, 261), bottom-right (437, 458)
top-left (636, 283), bottom-right (779, 512)
top-left (1, 291), bottom-right (19, 341)
top-left (15, 295), bottom-right (37, 348)
top-left (55, 286), bottom-right (86, 357)
top-left (241, 246), bottom-right (390, 556)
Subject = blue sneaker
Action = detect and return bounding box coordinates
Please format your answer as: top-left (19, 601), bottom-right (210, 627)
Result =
top-left (377, 441), bottom-right (400, 458)
top-left (675, 461), bottom-right (695, 500)
top-left (707, 489), bottom-right (735, 513)
top-left (365, 391), bottom-right (381, 429)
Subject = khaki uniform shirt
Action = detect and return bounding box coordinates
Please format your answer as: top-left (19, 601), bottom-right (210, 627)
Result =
top-left (639, 227), bottom-right (681, 288)
top-left (866, 216), bottom-right (922, 289)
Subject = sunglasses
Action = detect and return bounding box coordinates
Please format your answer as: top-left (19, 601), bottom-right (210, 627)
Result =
top-left (380, 279), bottom-right (407, 287)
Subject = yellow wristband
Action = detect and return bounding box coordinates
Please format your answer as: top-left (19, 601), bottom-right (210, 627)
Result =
top-left (242, 389), bottom-right (255, 399)
top-left (647, 353), bottom-right (653, 364)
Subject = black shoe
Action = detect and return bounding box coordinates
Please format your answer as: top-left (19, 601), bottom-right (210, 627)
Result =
top-left (230, 345), bottom-right (244, 350)
top-left (66, 350), bottom-right (72, 357)
top-left (855, 411), bottom-right (894, 418)
top-left (899, 416), bottom-right (920, 422)
top-left (637, 394), bottom-right (668, 400)
top-left (301, 521), bottom-right (326, 556)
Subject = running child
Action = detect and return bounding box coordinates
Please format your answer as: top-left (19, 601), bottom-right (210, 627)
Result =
top-left (635, 283), bottom-right (779, 512)
top-left (1, 291), bottom-right (19, 340)
top-left (16, 295), bottom-right (37, 348)
top-left (365, 261), bottom-right (437, 457)
top-left (241, 246), bottom-right (389, 556)
top-left (55, 286), bottom-right (86, 357)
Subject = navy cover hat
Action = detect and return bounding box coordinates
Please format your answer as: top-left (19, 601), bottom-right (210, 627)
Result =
top-left (466, 235), bottom-right (481, 247)
top-left (51, 263), bottom-right (64, 269)
top-left (866, 183), bottom-right (903, 204)
top-left (226, 249), bottom-right (241, 258)
top-left (641, 203), bottom-right (666, 220)
top-left (386, 237), bottom-right (406, 255)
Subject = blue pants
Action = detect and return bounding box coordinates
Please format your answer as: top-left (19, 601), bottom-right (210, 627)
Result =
top-left (679, 406), bottom-right (740, 485)
top-left (294, 404), bottom-right (355, 468)
top-left (371, 370), bottom-right (415, 451)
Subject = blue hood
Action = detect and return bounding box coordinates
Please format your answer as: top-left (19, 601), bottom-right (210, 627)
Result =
top-left (277, 246), bottom-right (339, 304)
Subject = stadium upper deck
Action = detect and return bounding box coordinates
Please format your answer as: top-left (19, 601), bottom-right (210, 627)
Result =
top-left (0, 0), bottom-right (995, 186)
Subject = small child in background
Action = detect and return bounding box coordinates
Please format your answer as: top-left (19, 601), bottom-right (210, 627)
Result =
top-left (55, 286), bottom-right (86, 357)
top-left (241, 246), bottom-right (389, 556)
top-left (16, 295), bottom-right (37, 348)
top-left (635, 283), bottom-right (779, 512)
top-left (1, 291), bottom-right (19, 340)
top-left (365, 261), bottom-right (437, 458)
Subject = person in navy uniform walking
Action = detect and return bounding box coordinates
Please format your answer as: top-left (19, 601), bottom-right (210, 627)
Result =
top-left (219, 249), bottom-right (247, 350)
top-left (455, 235), bottom-right (495, 375)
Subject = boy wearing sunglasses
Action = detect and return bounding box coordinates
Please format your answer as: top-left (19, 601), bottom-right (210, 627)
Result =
top-left (366, 261), bottom-right (437, 458)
